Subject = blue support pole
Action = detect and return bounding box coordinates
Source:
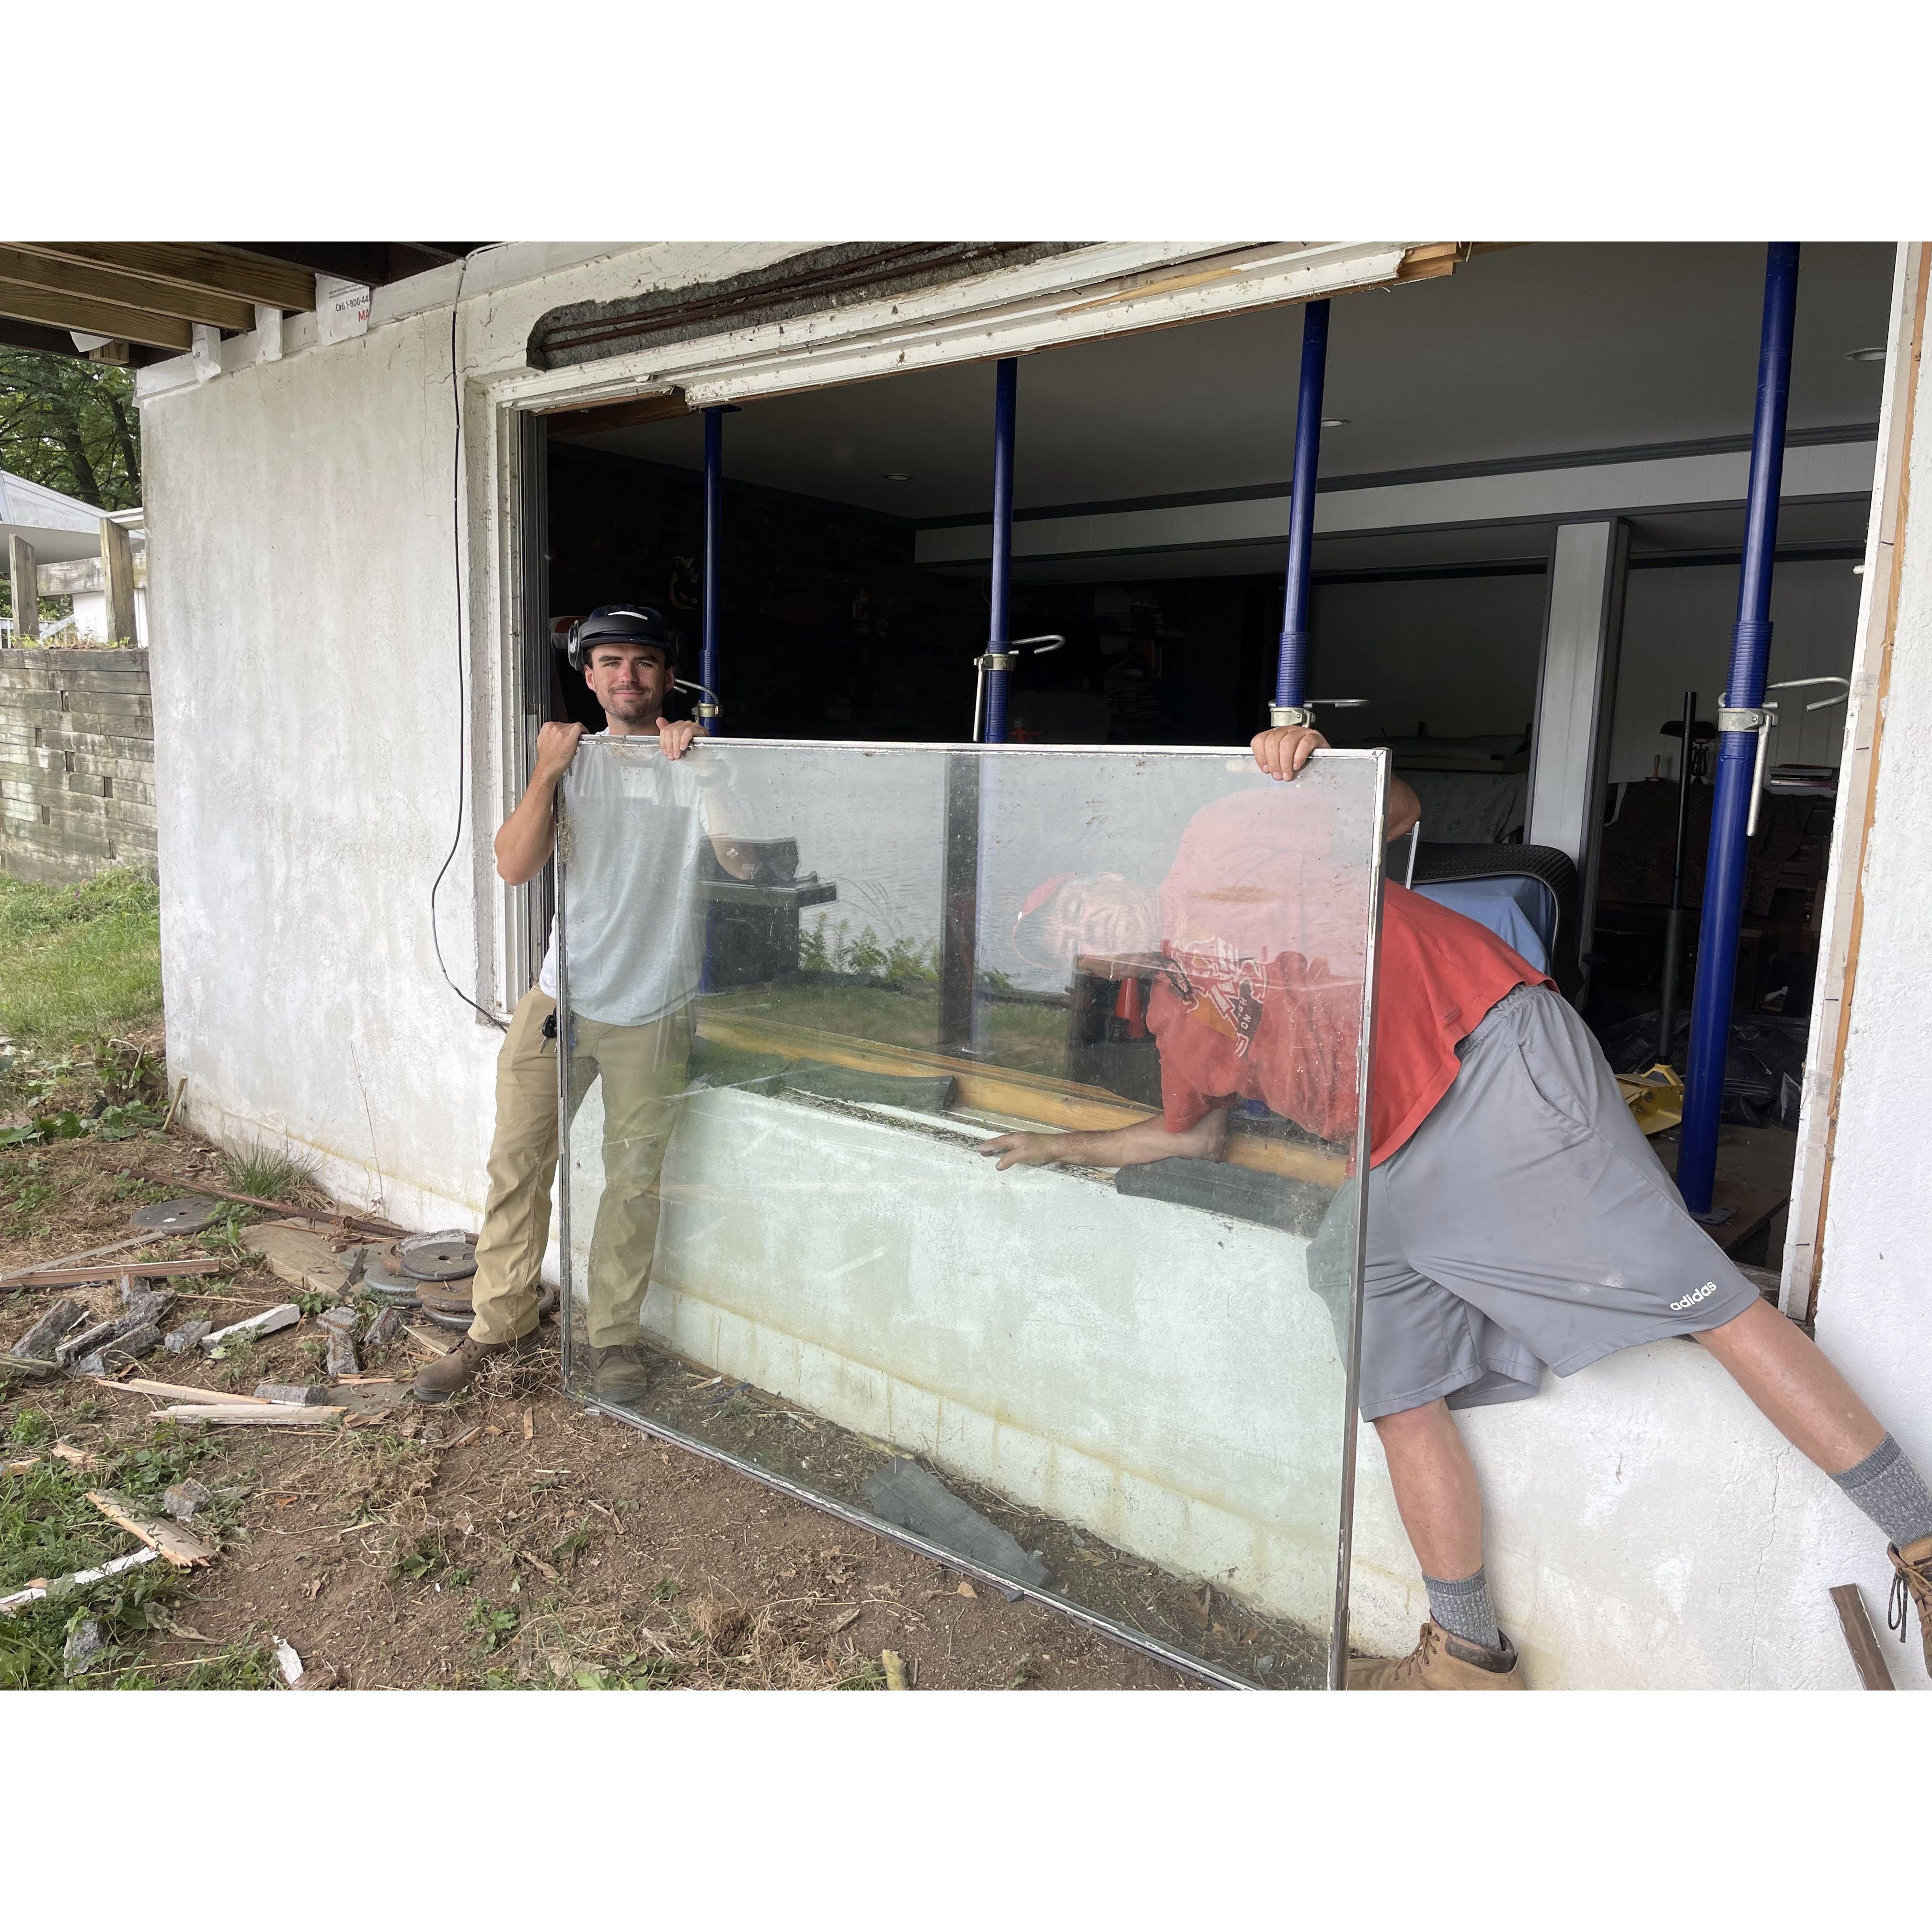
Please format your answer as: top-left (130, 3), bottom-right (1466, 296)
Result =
top-left (1677, 243), bottom-right (1801, 1217)
top-left (983, 357), bottom-right (1018, 744)
top-left (1273, 299), bottom-right (1331, 722)
top-left (700, 404), bottom-right (725, 734)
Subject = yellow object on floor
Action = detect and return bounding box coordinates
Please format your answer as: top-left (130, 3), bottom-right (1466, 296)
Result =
top-left (1616, 1062), bottom-right (1685, 1136)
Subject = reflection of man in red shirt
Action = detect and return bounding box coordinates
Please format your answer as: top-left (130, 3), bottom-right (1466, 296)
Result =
top-left (982, 726), bottom-right (1932, 1692)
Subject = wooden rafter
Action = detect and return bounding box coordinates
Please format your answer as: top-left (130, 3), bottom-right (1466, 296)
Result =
top-left (16, 242), bottom-right (316, 314)
top-left (0, 279), bottom-right (191, 351)
top-left (0, 245), bottom-right (256, 332)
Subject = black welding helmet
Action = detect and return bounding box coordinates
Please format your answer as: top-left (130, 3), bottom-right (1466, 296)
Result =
top-left (564, 604), bottom-right (681, 673)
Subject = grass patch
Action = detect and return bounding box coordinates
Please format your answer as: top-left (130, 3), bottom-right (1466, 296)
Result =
top-left (221, 1138), bottom-right (319, 1204)
top-left (0, 1421), bottom-right (218, 1690)
top-left (0, 869), bottom-right (161, 1053)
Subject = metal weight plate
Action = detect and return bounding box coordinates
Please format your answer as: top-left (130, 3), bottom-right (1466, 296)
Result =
top-left (361, 1246), bottom-right (424, 1303)
top-left (130, 1196), bottom-right (222, 1234)
top-left (416, 1304), bottom-right (474, 1332)
top-left (398, 1230), bottom-right (478, 1281)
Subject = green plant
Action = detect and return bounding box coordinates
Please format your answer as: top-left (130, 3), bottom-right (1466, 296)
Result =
top-left (9, 1408), bottom-right (52, 1446)
top-left (651, 1576), bottom-right (679, 1605)
top-left (222, 1138), bottom-right (318, 1205)
top-left (465, 1598), bottom-right (520, 1653)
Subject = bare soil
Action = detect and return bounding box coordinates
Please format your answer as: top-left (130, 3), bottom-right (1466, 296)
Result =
top-left (2, 1112), bottom-right (1194, 1692)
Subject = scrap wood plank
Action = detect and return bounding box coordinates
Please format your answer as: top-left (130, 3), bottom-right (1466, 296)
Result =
top-left (101, 1376), bottom-right (273, 1405)
top-left (1829, 1584), bottom-right (1896, 1690)
top-left (85, 1488), bottom-right (215, 1567)
top-left (7, 1256), bottom-right (231, 1288)
top-left (159, 1405), bottom-right (345, 1426)
top-left (0, 1546), bottom-right (159, 1614)
top-left (405, 1322), bottom-right (455, 1357)
top-left (0, 1231), bottom-right (172, 1289)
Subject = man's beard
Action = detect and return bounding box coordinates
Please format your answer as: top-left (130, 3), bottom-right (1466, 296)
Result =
top-left (604, 690), bottom-right (657, 723)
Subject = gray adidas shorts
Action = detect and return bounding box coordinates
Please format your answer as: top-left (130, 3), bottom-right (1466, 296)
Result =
top-left (1312, 984), bottom-right (1762, 1422)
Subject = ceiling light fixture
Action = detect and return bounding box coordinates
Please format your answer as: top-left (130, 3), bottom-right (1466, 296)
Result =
top-left (1845, 346), bottom-right (1887, 362)
top-left (883, 472), bottom-right (913, 481)
top-left (1320, 417), bottom-right (1350, 428)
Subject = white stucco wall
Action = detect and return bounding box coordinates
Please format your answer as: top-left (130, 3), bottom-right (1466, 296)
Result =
top-left (143, 301), bottom-right (506, 1228)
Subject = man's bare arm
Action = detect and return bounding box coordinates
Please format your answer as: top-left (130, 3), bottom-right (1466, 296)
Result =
top-left (495, 721), bottom-right (583, 885)
top-left (976, 1107), bottom-right (1229, 1173)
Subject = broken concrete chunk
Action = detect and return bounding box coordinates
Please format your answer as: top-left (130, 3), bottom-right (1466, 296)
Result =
top-left (201, 1304), bottom-right (300, 1350)
top-left (163, 1478), bottom-right (213, 1521)
top-left (364, 1306), bottom-right (404, 1348)
top-left (12, 1298), bottom-right (87, 1362)
top-left (63, 1618), bottom-right (106, 1676)
top-left (324, 1329), bottom-right (360, 1380)
top-left (253, 1382), bottom-right (328, 1406)
top-left (70, 1352), bottom-right (109, 1378)
top-left (119, 1288), bottom-right (176, 1327)
top-left (56, 1317), bottom-right (126, 1368)
top-left (861, 1458), bottom-right (1053, 1591)
top-left (163, 1319), bottom-right (214, 1355)
top-left (318, 1306), bottom-right (359, 1334)
top-left (99, 1322), bottom-right (163, 1367)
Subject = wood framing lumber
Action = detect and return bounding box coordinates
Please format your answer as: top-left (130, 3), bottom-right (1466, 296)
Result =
top-left (1829, 1584), bottom-right (1896, 1689)
top-left (19, 243), bottom-right (317, 314)
top-left (100, 1377), bottom-right (272, 1405)
top-left (0, 245), bottom-right (255, 332)
top-left (9, 1258), bottom-right (230, 1289)
top-left (85, 1489), bottom-right (215, 1567)
top-left (0, 1547), bottom-right (159, 1614)
top-left (0, 1232), bottom-right (176, 1288)
top-left (160, 1405), bottom-right (345, 1426)
top-left (0, 280), bottom-right (193, 352)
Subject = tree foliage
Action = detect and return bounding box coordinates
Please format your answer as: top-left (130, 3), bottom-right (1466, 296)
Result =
top-left (0, 349), bottom-right (141, 510)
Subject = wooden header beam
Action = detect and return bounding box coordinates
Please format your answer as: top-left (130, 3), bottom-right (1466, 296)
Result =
top-left (14, 243), bottom-right (316, 315)
top-left (0, 246), bottom-right (255, 332)
top-left (0, 280), bottom-right (191, 351)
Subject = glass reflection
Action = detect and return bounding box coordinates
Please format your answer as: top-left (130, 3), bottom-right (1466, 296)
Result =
top-left (557, 738), bottom-right (1385, 1687)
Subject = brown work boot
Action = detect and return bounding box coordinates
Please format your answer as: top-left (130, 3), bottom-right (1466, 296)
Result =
top-left (586, 1344), bottom-right (653, 1405)
top-left (1348, 1620), bottom-right (1527, 1690)
top-left (1888, 1535), bottom-right (1932, 1678)
top-left (412, 1329), bottom-right (542, 1404)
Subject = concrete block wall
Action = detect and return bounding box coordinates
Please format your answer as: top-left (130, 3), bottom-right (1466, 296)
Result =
top-left (0, 649), bottom-right (156, 883)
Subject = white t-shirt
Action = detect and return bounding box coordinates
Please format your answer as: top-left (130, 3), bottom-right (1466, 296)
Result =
top-left (536, 734), bottom-right (712, 1027)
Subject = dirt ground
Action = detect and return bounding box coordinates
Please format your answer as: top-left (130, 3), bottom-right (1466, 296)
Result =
top-left (1, 1103), bottom-right (1195, 1692)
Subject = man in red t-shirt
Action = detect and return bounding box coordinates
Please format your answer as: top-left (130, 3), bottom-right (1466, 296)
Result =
top-left (981, 725), bottom-right (1932, 1690)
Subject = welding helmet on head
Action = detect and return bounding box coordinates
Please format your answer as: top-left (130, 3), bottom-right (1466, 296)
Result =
top-left (564, 604), bottom-right (681, 672)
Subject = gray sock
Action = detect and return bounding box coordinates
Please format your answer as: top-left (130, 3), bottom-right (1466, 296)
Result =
top-left (1830, 1435), bottom-right (1932, 1550)
top-left (1424, 1567), bottom-right (1501, 1650)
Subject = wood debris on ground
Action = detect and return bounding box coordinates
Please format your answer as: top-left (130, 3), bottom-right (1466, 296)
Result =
top-left (85, 1489), bottom-right (216, 1568)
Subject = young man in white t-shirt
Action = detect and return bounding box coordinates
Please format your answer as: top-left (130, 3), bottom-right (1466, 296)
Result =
top-left (416, 605), bottom-right (741, 1404)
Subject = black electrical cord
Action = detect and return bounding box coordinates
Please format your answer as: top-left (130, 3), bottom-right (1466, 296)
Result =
top-left (429, 249), bottom-right (509, 1031)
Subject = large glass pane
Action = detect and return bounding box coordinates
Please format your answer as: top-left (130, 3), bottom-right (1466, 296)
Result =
top-left (555, 737), bottom-right (1387, 1687)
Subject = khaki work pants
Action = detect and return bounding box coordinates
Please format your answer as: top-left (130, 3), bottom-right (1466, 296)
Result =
top-left (469, 987), bottom-right (692, 1350)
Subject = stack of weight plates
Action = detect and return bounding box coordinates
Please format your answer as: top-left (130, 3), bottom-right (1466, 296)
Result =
top-left (396, 1229), bottom-right (479, 1330)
